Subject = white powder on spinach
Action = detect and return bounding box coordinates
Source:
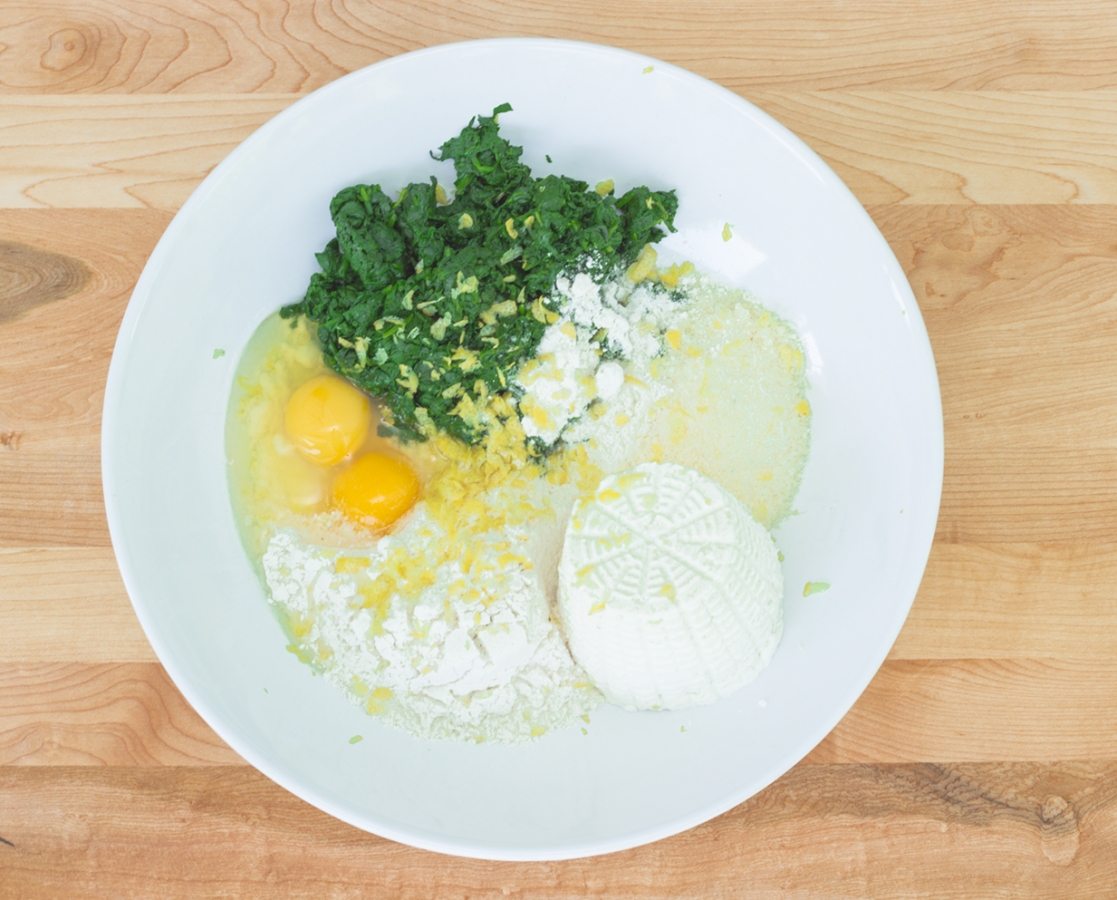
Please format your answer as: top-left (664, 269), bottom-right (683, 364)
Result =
top-left (515, 266), bottom-right (686, 456)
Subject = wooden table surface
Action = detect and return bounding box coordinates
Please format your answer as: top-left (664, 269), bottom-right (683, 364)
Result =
top-left (4, 2), bottom-right (1117, 896)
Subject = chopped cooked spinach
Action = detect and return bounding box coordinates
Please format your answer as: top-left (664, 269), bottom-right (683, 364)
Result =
top-left (281, 103), bottom-right (677, 445)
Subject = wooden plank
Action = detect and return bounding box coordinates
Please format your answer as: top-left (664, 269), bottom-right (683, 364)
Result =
top-left (0, 548), bottom-right (156, 663)
top-left (1, 91), bottom-right (1116, 208)
top-left (808, 659), bottom-right (1117, 764)
top-left (0, 95), bottom-right (292, 208)
top-left (0, 762), bottom-right (1114, 898)
top-left (892, 541), bottom-right (1117, 660)
top-left (3, 1), bottom-right (1117, 95)
top-left (873, 204), bottom-right (1117, 455)
top-left (0, 209), bottom-right (169, 548)
top-left (3, 658), bottom-right (1116, 768)
top-left (937, 449), bottom-right (1117, 544)
top-left (752, 91), bottom-right (1117, 204)
top-left (0, 664), bottom-right (239, 766)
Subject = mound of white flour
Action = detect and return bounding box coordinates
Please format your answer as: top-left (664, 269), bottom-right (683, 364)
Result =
top-left (262, 504), bottom-right (601, 744)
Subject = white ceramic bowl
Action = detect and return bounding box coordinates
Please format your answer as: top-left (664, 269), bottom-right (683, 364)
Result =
top-left (102, 38), bottom-right (943, 860)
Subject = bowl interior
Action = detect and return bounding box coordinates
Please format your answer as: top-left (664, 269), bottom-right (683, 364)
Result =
top-left (102, 38), bottom-right (942, 860)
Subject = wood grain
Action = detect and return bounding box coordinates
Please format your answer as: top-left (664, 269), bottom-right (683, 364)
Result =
top-left (891, 542), bottom-right (1117, 660)
top-left (0, 95), bottom-right (293, 208)
top-left (3, 657), bottom-right (1115, 769)
top-left (4, 0), bottom-right (1117, 892)
top-left (2, 92), bottom-right (1116, 208)
top-left (4, 1), bottom-right (1117, 95)
top-left (0, 664), bottom-right (239, 766)
top-left (809, 658), bottom-right (1117, 764)
top-left (753, 91), bottom-right (1117, 204)
top-left (875, 204), bottom-right (1117, 455)
top-left (0, 548), bottom-right (154, 663)
top-left (0, 239), bottom-right (90, 324)
top-left (1, 762), bottom-right (1115, 898)
top-left (0, 209), bottom-right (169, 548)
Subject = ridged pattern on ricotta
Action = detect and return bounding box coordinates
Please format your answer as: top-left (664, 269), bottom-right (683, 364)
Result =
top-left (558, 462), bottom-right (783, 710)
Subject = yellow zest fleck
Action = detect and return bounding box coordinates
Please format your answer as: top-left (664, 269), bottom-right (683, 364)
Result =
top-left (531, 295), bottom-right (560, 325)
top-left (642, 65), bottom-right (654, 74)
top-left (504, 218), bottom-right (518, 239)
top-left (597, 488), bottom-right (622, 503)
top-left (803, 581), bottom-right (831, 597)
top-left (451, 271), bottom-right (479, 299)
top-left (288, 612), bottom-right (313, 640)
top-left (616, 472), bottom-right (644, 490)
top-left (519, 395), bottom-right (552, 430)
top-left (722, 223), bottom-right (732, 241)
top-left (430, 316), bottom-right (450, 341)
top-left (795, 399), bottom-right (811, 416)
top-left (434, 183), bottom-right (449, 205)
top-left (668, 410), bottom-right (688, 443)
top-left (335, 556), bottom-right (370, 574)
top-left (588, 600), bottom-right (606, 615)
top-left (665, 329), bottom-right (683, 350)
top-left (365, 687), bottom-right (393, 715)
top-left (779, 344), bottom-right (804, 374)
top-left (595, 179), bottom-right (614, 196)
top-left (615, 413), bottom-right (630, 427)
top-left (626, 243), bottom-right (658, 284)
top-left (450, 346), bottom-right (481, 372)
top-left (480, 298), bottom-right (519, 326)
top-left (560, 321), bottom-right (577, 339)
top-left (524, 215), bottom-right (535, 228)
top-left (396, 364), bottom-right (419, 394)
top-left (660, 584), bottom-right (677, 602)
top-left (758, 470), bottom-right (774, 482)
top-left (657, 261), bottom-right (694, 289)
top-left (458, 213), bottom-right (473, 229)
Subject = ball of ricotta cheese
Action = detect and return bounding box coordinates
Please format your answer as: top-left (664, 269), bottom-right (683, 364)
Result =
top-left (558, 462), bottom-right (784, 710)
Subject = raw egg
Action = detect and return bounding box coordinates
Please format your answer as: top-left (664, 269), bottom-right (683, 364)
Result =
top-left (285, 374), bottom-right (370, 466)
top-left (332, 452), bottom-right (420, 528)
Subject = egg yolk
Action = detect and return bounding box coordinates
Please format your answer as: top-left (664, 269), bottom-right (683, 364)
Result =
top-left (285, 374), bottom-right (370, 466)
top-left (332, 452), bottom-right (420, 528)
